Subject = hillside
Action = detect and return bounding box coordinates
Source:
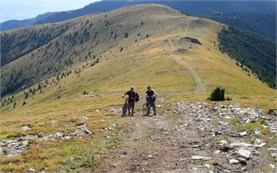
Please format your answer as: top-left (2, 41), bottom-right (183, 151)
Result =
top-left (1, 3), bottom-right (276, 97)
top-left (0, 4), bottom-right (276, 173)
top-left (200, 12), bottom-right (276, 40)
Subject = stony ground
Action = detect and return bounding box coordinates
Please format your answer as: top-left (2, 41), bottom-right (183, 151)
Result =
top-left (1, 97), bottom-right (276, 173)
top-left (95, 98), bottom-right (277, 173)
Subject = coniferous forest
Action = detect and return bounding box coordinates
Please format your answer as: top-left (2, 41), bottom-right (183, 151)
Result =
top-left (218, 26), bottom-right (276, 88)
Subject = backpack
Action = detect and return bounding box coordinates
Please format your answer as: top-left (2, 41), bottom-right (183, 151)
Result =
top-left (150, 96), bottom-right (156, 102)
top-left (136, 92), bottom-right (139, 102)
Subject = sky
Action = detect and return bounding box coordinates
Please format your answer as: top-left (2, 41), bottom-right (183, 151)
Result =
top-left (0, 0), bottom-right (274, 23)
top-left (0, 0), bottom-right (99, 23)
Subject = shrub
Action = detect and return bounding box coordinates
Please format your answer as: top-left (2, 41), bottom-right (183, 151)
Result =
top-left (25, 92), bottom-right (29, 99)
top-left (259, 119), bottom-right (268, 126)
top-left (208, 87), bottom-right (225, 101)
top-left (83, 90), bottom-right (88, 95)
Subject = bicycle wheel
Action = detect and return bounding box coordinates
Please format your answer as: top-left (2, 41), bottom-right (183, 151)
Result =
top-left (122, 103), bottom-right (128, 117)
top-left (142, 103), bottom-right (148, 116)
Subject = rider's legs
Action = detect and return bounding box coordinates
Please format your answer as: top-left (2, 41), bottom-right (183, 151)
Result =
top-left (128, 102), bottom-right (135, 116)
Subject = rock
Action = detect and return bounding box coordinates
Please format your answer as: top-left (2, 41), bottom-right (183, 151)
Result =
top-left (204, 164), bottom-right (211, 168)
top-left (255, 130), bottom-right (261, 135)
top-left (28, 168), bottom-right (35, 172)
top-left (22, 125), bottom-right (31, 131)
top-left (80, 116), bottom-right (88, 121)
top-left (254, 143), bottom-right (266, 148)
top-left (237, 158), bottom-right (247, 165)
top-left (55, 132), bottom-right (64, 138)
top-left (254, 138), bottom-right (262, 144)
top-left (83, 128), bottom-right (93, 136)
top-left (267, 148), bottom-right (277, 151)
top-left (76, 123), bottom-right (86, 128)
top-left (0, 148), bottom-right (4, 155)
top-left (22, 135), bottom-right (38, 140)
top-left (191, 145), bottom-right (201, 148)
top-left (49, 120), bottom-right (57, 126)
top-left (237, 148), bottom-right (251, 159)
top-left (271, 153), bottom-right (277, 158)
top-left (42, 136), bottom-right (49, 141)
top-left (239, 131), bottom-right (248, 136)
top-left (245, 119), bottom-right (251, 124)
top-left (225, 116), bottom-right (231, 119)
top-left (191, 156), bottom-right (213, 160)
top-left (217, 139), bottom-right (228, 146)
top-left (37, 132), bottom-right (45, 137)
top-left (229, 159), bottom-right (239, 164)
top-left (230, 142), bottom-right (252, 148)
top-left (269, 164), bottom-right (275, 169)
top-left (172, 110), bottom-right (179, 114)
top-left (22, 140), bottom-right (29, 146)
top-left (213, 150), bottom-right (221, 155)
top-left (64, 136), bottom-right (72, 140)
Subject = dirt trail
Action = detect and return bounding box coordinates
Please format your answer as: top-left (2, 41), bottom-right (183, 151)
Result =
top-left (95, 96), bottom-right (277, 173)
top-left (96, 99), bottom-right (214, 173)
top-left (168, 39), bottom-right (205, 93)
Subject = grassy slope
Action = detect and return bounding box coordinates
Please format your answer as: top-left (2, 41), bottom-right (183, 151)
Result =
top-left (0, 4), bottom-right (276, 172)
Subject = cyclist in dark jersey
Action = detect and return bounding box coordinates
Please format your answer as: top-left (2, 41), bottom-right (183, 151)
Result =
top-left (123, 86), bottom-right (139, 116)
top-left (145, 86), bottom-right (158, 116)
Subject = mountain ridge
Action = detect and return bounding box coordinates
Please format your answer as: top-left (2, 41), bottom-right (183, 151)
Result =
top-left (1, 0), bottom-right (276, 40)
top-left (1, 4), bottom-right (274, 99)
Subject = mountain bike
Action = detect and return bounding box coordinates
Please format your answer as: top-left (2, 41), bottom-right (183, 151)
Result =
top-left (142, 102), bottom-right (149, 116)
top-left (122, 98), bottom-right (128, 117)
top-left (142, 96), bottom-right (156, 116)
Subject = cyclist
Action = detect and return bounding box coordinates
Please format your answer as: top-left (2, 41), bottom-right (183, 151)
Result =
top-left (145, 86), bottom-right (158, 116)
top-left (123, 86), bottom-right (139, 116)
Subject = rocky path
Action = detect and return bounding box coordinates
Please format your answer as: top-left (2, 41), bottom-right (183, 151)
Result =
top-left (96, 99), bottom-right (277, 173)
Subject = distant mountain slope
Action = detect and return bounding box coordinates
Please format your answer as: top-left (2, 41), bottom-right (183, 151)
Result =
top-left (218, 26), bottom-right (276, 88)
top-left (0, 12), bottom-right (57, 31)
top-left (1, 0), bottom-right (276, 40)
top-left (201, 12), bottom-right (276, 39)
